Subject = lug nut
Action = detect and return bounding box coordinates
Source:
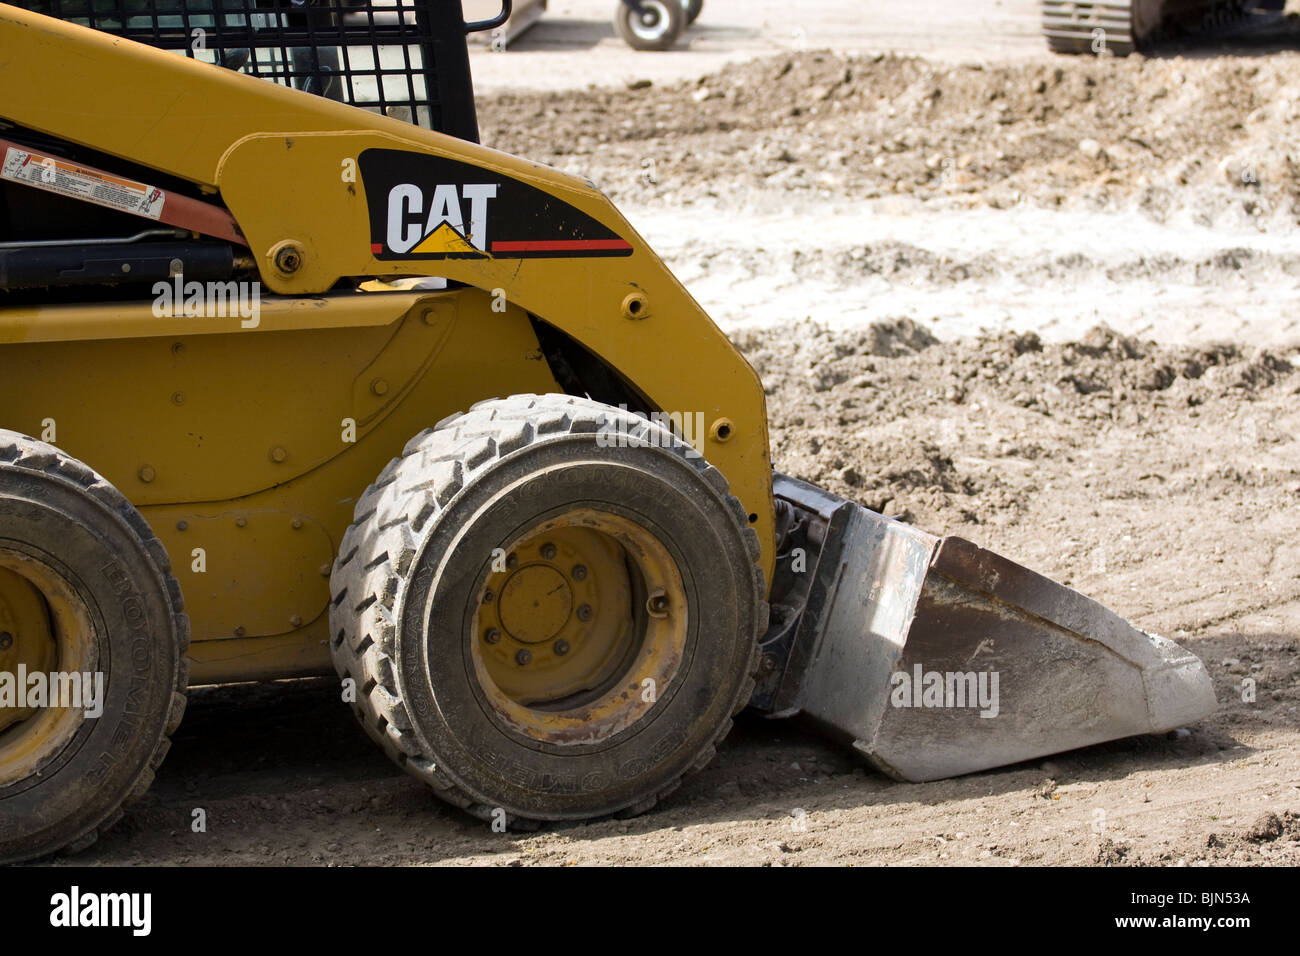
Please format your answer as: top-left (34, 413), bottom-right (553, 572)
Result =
top-left (506, 552), bottom-right (519, 570)
top-left (571, 564), bottom-right (587, 581)
top-left (484, 628), bottom-right (501, 645)
top-left (515, 649), bottom-right (532, 665)
top-left (483, 589), bottom-right (495, 604)
top-left (576, 604), bottom-right (592, 622)
top-left (0, 632), bottom-right (12, 651)
top-left (540, 542), bottom-right (557, 560)
top-left (554, 639), bottom-right (570, 656)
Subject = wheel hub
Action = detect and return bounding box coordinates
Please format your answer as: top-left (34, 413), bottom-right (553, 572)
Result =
top-left (472, 509), bottom-right (688, 744)
top-left (632, 1), bottom-right (671, 38)
top-left (499, 565), bottom-right (573, 645)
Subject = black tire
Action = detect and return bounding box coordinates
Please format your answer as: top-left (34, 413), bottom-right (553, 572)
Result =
top-left (330, 395), bottom-right (766, 826)
top-left (683, 0), bottom-right (703, 25)
top-left (615, 0), bottom-right (685, 51)
top-left (0, 431), bottom-right (188, 864)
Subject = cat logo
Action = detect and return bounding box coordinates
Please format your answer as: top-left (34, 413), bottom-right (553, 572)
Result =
top-left (385, 183), bottom-right (498, 257)
top-left (362, 149), bottom-right (634, 261)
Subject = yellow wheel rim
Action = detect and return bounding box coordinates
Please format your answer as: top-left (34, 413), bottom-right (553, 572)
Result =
top-left (0, 550), bottom-right (95, 786)
top-left (472, 508), bottom-right (688, 745)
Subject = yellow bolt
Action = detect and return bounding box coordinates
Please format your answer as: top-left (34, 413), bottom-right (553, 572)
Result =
top-left (138, 465), bottom-right (156, 483)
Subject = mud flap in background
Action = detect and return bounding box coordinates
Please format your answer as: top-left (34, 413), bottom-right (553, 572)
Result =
top-left (751, 475), bottom-right (1217, 782)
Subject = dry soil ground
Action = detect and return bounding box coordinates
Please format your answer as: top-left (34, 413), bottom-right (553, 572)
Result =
top-left (49, 3), bottom-right (1300, 866)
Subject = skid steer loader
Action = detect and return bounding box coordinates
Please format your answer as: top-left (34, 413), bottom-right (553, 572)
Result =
top-left (0, 0), bottom-right (1216, 864)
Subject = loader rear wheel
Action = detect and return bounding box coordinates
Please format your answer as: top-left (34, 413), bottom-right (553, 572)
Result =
top-left (616, 0), bottom-right (685, 51)
top-left (0, 431), bottom-right (188, 864)
top-left (330, 395), bottom-right (766, 826)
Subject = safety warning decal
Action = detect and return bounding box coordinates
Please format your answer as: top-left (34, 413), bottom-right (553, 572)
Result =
top-left (360, 149), bottom-right (633, 261)
top-left (1, 146), bottom-right (166, 220)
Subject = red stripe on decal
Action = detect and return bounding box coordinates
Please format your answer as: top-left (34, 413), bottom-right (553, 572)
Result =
top-left (490, 239), bottom-right (633, 252)
top-left (370, 243), bottom-right (384, 254)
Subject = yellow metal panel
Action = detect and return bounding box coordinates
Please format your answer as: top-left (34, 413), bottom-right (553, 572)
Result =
top-left (158, 509), bottom-right (335, 639)
top-left (0, 294), bottom-right (455, 504)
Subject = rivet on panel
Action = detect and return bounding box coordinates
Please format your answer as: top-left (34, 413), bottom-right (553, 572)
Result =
top-left (270, 446), bottom-right (288, 463)
top-left (138, 465), bottom-right (156, 483)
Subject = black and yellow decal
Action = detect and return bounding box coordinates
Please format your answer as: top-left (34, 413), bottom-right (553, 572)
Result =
top-left (361, 149), bottom-right (633, 261)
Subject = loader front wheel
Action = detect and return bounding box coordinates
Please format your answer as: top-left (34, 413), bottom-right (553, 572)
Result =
top-left (0, 431), bottom-right (188, 864)
top-left (330, 395), bottom-right (766, 825)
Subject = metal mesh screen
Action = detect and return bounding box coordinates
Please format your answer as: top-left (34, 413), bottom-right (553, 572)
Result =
top-left (18, 1), bottom-right (480, 136)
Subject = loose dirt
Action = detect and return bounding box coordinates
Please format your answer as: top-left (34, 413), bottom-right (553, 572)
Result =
top-left (483, 45), bottom-right (1300, 343)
